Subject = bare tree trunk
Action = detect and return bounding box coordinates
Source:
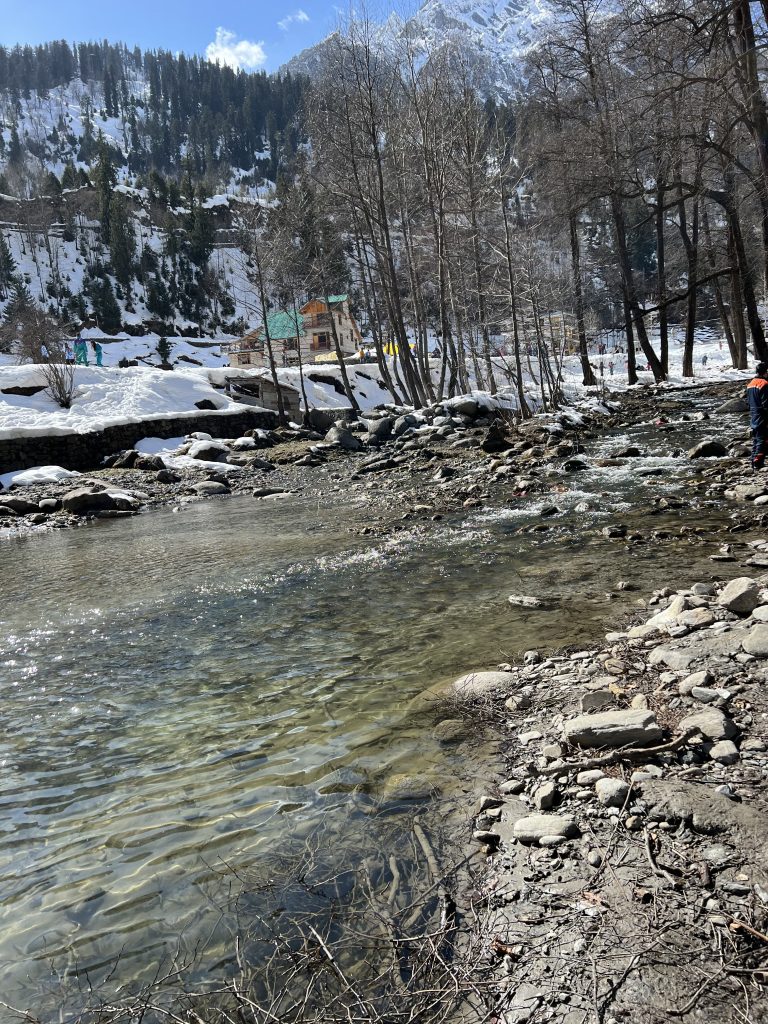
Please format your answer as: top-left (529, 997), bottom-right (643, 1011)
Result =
top-left (291, 295), bottom-right (311, 425)
top-left (655, 178), bottom-right (669, 375)
top-left (701, 203), bottom-right (738, 367)
top-left (623, 290), bottom-right (638, 385)
top-left (252, 242), bottom-right (287, 427)
top-left (678, 196), bottom-right (699, 378)
top-left (612, 195), bottom-right (665, 381)
top-left (569, 212), bottom-right (596, 387)
top-left (727, 222), bottom-right (750, 370)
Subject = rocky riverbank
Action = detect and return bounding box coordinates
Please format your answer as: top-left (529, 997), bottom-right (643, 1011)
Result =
top-left (0, 378), bottom-right (760, 544)
top-left (441, 569), bottom-right (768, 1023)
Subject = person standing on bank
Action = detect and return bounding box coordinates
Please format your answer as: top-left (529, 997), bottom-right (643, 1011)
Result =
top-left (747, 362), bottom-right (768, 470)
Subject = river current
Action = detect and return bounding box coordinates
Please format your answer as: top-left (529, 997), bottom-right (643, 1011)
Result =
top-left (0, 399), bottom-right (749, 1015)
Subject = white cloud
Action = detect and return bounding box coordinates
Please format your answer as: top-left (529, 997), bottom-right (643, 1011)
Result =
top-left (205, 28), bottom-right (267, 71)
top-left (277, 9), bottom-right (310, 31)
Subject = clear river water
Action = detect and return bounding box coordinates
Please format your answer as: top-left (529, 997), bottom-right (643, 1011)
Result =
top-left (0, 402), bottom-right (751, 1017)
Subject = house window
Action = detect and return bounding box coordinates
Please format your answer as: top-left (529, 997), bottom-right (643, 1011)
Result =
top-left (312, 333), bottom-right (330, 350)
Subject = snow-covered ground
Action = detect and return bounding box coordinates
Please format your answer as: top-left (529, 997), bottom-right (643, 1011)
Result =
top-left (0, 364), bottom-right (236, 439)
top-left (0, 325), bottom-right (754, 443)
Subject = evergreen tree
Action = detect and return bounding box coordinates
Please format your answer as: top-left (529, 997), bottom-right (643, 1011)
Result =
top-left (89, 277), bottom-right (122, 332)
top-left (7, 123), bottom-right (22, 166)
top-left (61, 162), bottom-right (77, 190)
top-left (94, 138), bottom-right (116, 242)
top-left (43, 171), bottom-right (61, 199)
top-left (188, 188), bottom-right (214, 266)
top-left (2, 281), bottom-right (33, 324)
top-left (0, 233), bottom-right (17, 299)
top-left (109, 193), bottom-right (135, 288)
top-left (146, 274), bottom-right (172, 320)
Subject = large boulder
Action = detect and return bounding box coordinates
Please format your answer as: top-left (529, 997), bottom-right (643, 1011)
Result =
top-left (393, 413), bottom-right (419, 437)
top-left (325, 425), bottom-right (363, 451)
top-left (112, 449), bottom-right (139, 469)
top-left (0, 496), bottom-right (39, 514)
top-left (364, 416), bottom-right (394, 440)
top-left (192, 480), bottom-right (230, 496)
top-left (447, 396), bottom-right (480, 418)
top-left (563, 709), bottom-right (663, 748)
top-left (481, 420), bottom-right (513, 453)
top-left (717, 577), bottom-right (761, 615)
top-left (187, 440), bottom-right (230, 462)
top-left (61, 487), bottom-right (117, 514)
top-left (716, 396), bottom-right (748, 414)
top-left (688, 438), bottom-right (727, 459)
top-left (134, 454), bottom-right (165, 471)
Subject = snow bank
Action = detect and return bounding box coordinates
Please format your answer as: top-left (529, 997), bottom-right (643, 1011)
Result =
top-left (0, 365), bottom-right (246, 440)
top-left (0, 465), bottom-right (80, 488)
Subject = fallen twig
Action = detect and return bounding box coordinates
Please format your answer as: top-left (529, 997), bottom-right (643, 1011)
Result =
top-left (729, 920), bottom-right (768, 945)
top-left (666, 968), bottom-right (726, 1017)
top-left (540, 728), bottom-right (699, 776)
top-left (644, 830), bottom-right (683, 887)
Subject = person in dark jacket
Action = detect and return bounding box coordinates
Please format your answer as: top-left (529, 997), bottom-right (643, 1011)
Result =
top-left (747, 362), bottom-right (768, 470)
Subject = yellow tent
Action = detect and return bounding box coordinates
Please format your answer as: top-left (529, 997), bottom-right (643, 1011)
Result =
top-left (314, 350), bottom-right (339, 363)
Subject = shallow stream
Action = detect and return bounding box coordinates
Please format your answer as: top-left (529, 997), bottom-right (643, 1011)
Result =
top-left (0, 396), bottom-right (754, 1015)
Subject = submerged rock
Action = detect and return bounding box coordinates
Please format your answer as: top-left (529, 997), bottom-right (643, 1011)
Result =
top-left (508, 594), bottom-right (544, 609)
top-left (432, 719), bottom-right (466, 743)
top-left (382, 774), bottom-right (438, 800)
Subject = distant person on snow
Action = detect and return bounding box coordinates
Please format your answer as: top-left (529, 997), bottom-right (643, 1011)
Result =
top-left (75, 337), bottom-right (88, 366)
top-left (64, 341), bottom-right (74, 364)
top-left (39, 343), bottom-right (49, 362)
top-left (91, 340), bottom-right (103, 367)
top-left (747, 362), bottom-right (768, 471)
top-left (702, 354), bottom-right (708, 367)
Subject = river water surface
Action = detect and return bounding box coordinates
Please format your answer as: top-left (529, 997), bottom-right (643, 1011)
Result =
top-left (0, 402), bottom-right (752, 1015)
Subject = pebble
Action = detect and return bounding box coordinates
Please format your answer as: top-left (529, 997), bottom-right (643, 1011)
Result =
top-left (533, 781), bottom-right (558, 810)
top-left (542, 742), bottom-right (564, 760)
top-left (519, 731), bottom-right (543, 746)
top-left (595, 778), bottom-right (630, 808)
top-left (513, 814), bottom-right (578, 844)
top-left (499, 779), bottom-right (525, 795)
top-left (709, 740), bottom-right (740, 765)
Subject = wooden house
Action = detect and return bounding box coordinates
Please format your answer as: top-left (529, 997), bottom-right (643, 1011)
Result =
top-left (227, 296), bottom-right (362, 369)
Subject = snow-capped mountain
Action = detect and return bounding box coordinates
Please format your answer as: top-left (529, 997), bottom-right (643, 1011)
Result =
top-left (0, 41), bottom-right (305, 337)
top-left (285, 0), bottom-right (552, 97)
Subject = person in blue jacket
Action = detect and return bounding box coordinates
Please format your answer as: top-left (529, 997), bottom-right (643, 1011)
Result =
top-left (747, 362), bottom-right (768, 470)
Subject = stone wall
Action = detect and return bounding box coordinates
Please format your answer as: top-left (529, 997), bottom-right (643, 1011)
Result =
top-left (0, 408), bottom-right (279, 474)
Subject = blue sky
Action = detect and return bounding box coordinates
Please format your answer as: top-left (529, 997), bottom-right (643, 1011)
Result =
top-left (0, 0), bottom-right (384, 72)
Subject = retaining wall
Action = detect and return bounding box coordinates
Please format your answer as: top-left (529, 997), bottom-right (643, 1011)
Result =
top-left (0, 408), bottom-right (279, 474)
